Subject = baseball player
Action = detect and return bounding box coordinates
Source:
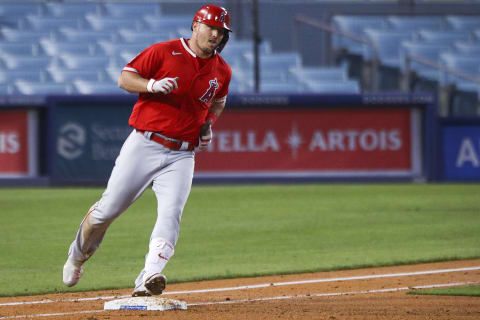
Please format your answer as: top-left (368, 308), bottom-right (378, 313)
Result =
top-left (62, 4), bottom-right (232, 297)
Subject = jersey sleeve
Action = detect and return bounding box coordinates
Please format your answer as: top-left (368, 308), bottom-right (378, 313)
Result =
top-left (214, 65), bottom-right (232, 102)
top-left (123, 44), bottom-right (163, 79)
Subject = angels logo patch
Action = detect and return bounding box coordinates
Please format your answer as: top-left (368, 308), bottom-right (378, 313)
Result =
top-left (199, 78), bottom-right (219, 103)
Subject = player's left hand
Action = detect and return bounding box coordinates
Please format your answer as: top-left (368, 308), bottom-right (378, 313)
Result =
top-left (197, 120), bottom-right (213, 151)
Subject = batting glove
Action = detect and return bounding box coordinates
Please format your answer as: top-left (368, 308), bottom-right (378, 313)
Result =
top-left (147, 77), bottom-right (178, 94)
top-left (196, 120), bottom-right (213, 151)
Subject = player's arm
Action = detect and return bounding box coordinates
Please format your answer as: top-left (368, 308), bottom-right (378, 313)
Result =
top-left (118, 70), bottom-right (178, 95)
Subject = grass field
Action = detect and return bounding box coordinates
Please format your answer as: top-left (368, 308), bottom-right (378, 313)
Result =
top-left (408, 285), bottom-right (480, 297)
top-left (0, 184), bottom-right (479, 297)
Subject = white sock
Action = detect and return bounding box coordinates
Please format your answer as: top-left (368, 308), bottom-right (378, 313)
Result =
top-left (143, 237), bottom-right (174, 280)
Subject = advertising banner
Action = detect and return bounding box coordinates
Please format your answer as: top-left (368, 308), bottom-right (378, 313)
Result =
top-left (195, 108), bottom-right (422, 178)
top-left (443, 125), bottom-right (480, 181)
top-left (0, 110), bottom-right (38, 177)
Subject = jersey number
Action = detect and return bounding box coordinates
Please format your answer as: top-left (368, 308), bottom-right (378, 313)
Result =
top-left (199, 78), bottom-right (219, 103)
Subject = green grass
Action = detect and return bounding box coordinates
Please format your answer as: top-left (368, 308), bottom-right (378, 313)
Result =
top-left (408, 285), bottom-right (480, 297)
top-left (0, 184), bottom-right (479, 296)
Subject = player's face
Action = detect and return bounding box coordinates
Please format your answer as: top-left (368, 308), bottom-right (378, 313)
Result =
top-left (192, 22), bottom-right (225, 57)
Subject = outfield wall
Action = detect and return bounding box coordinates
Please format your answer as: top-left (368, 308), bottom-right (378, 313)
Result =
top-left (1, 93), bottom-right (460, 185)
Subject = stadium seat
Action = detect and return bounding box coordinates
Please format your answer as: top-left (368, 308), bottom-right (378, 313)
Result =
top-left (58, 28), bottom-right (116, 43)
top-left (14, 81), bottom-right (73, 95)
top-left (73, 80), bottom-right (125, 95)
top-left (0, 2), bottom-right (43, 28)
top-left (0, 28), bottom-right (54, 42)
top-left (22, 16), bottom-right (86, 31)
top-left (0, 84), bottom-right (12, 94)
top-left (143, 15), bottom-right (192, 38)
top-left (117, 29), bottom-right (171, 44)
top-left (104, 2), bottom-right (162, 17)
top-left (0, 42), bottom-right (40, 57)
top-left (400, 41), bottom-right (452, 81)
top-left (291, 66), bottom-right (348, 84)
top-left (97, 41), bottom-right (150, 56)
top-left (446, 16), bottom-right (480, 31)
top-left (39, 39), bottom-right (97, 56)
top-left (439, 53), bottom-right (480, 88)
top-left (85, 15), bottom-right (145, 31)
top-left (305, 80), bottom-right (360, 93)
top-left (44, 2), bottom-right (102, 18)
top-left (58, 55), bottom-right (111, 70)
top-left (453, 41), bottom-right (480, 55)
top-left (362, 29), bottom-right (413, 67)
top-left (1, 55), bottom-right (54, 71)
top-left (243, 52), bottom-right (302, 74)
top-left (0, 70), bottom-right (49, 84)
top-left (414, 30), bottom-right (471, 44)
top-left (260, 81), bottom-right (303, 93)
top-left (387, 16), bottom-right (446, 31)
top-left (47, 68), bottom-right (106, 83)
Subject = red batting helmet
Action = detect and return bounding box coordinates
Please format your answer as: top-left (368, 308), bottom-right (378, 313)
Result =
top-left (193, 4), bottom-right (232, 32)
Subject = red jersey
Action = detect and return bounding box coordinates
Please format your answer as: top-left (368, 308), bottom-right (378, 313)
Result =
top-left (123, 38), bottom-right (232, 144)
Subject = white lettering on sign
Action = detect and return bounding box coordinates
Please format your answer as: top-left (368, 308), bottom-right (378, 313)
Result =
top-left (0, 132), bottom-right (20, 153)
top-left (213, 130), bottom-right (280, 152)
top-left (456, 138), bottom-right (479, 167)
top-left (309, 129), bottom-right (402, 152)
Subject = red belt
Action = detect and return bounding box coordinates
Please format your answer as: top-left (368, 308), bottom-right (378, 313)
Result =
top-left (137, 130), bottom-right (194, 151)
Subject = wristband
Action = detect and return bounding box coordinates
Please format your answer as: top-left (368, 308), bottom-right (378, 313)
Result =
top-left (206, 111), bottom-right (217, 125)
top-left (146, 79), bottom-right (156, 93)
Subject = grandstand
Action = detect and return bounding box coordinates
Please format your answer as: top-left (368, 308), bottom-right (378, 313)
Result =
top-left (0, 1), bottom-right (479, 115)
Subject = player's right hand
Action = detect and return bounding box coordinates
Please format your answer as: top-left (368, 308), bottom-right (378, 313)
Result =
top-left (197, 120), bottom-right (213, 151)
top-left (151, 77), bottom-right (179, 95)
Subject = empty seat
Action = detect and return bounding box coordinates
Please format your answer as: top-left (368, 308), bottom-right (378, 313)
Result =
top-left (439, 53), bottom-right (480, 88)
top-left (22, 16), bottom-right (85, 31)
top-left (104, 2), bottom-right (162, 17)
top-left (143, 15), bottom-right (192, 38)
top-left (305, 80), bottom-right (360, 93)
top-left (446, 16), bottom-right (480, 31)
top-left (40, 39), bottom-right (97, 56)
top-left (1, 55), bottom-right (54, 71)
top-left (243, 52), bottom-right (302, 73)
top-left (387, 16), bottom-right (446, 31)
top-left (414, 29), bottom-right (471, 44)
top-left (44, 2), bottom-right (102, 18)
top-left (0, 28), bottom-right (54, 42)
top-left (260, 81), bottom-right (303, 93)
top-left (454, 41), bottom-right (480, 55)
top-left (0, 2), bottom-right (43, 27)
top-left (117, 29), bottom-right (171, 44)
top-left (0, 42), bottom-right (40, 57)
top-left (85, 15), bottom-right (145, 31)
top-left (58, 28), bottom-right (116, 42)
top-left (291, 66), bottom-right (348, 84)
top-left (400, 41), bottom-right (451, 80)
top-left (363, 29), bottom-right (413, 67)
top-left (73, 80), bottom-right (125, 95)
top-left (15, 81), bottom-right (73, 95)
top-left (0, 69), bottom-right (49, 84)
top-left (59, 54), bottom-right (111, 70)
top-left (47, 68), bottom-right (106, 83)
top-left (97, 41), bottom-right (150, 56)
top-left (0, 84), bottom-right (12, 94)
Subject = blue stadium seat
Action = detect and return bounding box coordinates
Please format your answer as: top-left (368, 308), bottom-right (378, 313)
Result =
top-left (44, 2), bottom-right (102, 18)
top-left (73, 80), bottom-right (125, 95)
top-left (291, 66), bottom-right (348, 84)
top-left (332, 15), bottom-right (387, 55)
top-left (22, 16), bottom-right (86, 31)
top-left (260, 81), bottom-right (303, 93)
top-left (0, 84), bottom-right (13, 94)
top-left (59, 55), bottom-right (111, 70)
top-left (387, 16), bottom-right (446, 31)
top-left (454, 41), bottom-right (480, 55)
top-left (242, 52), bottom-right (302, 75)
top-left (85, 15), bottom-right (145, 31)
top-left (58, 28), bottom-right (116, 42)
top-left (1, 56), bottom-right (54, 71)
top-left (362, 28), bottom-right (413, 67)
top-left (143, 15), bottom-right (192, 38)
top-left (0, 42), bottom-right (40, 56)
top-left (305, 80), bottom-right (360, 94)
top-left (414, 29), bottom-right (471, 44)
top-left (40, 39), bottom-right (97, 56)
top-left (0, 2), bottom-right (43, 28)
top-left (117, 29), bottom-right (171, 44)
top-left (0, 28), bottom-right (54, 42)
top-left (439, 53), bottom-right (480, 89)
top-left (47, 68), bottom-right (106, 83)
top-left (97, 41), bottom-right (150, 56)
top-left (400, 41), bottom-right (451, 81)
top-left (0, 70), bottom-right (49, 84)
top-left (104, 2), bottom-right (162, 17)
top-left (221, 40), bottom-right (272, 67)
top-left (14, 81), bottom-right (73, 95)
top-left (446, 16), bottom-right (480, 31)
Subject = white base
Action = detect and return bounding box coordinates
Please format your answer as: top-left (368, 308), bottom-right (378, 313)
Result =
top-left (104, 296), bottom-right (187, 311)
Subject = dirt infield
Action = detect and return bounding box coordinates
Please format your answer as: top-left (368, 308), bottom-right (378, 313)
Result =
top-left (1, 259), bottom-right (479, 319)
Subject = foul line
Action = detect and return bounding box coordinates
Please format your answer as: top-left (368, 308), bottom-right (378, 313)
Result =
top-left (0, 281), bottom-right (478, 320)
top-left (1, 266), bottom-right (479, 308)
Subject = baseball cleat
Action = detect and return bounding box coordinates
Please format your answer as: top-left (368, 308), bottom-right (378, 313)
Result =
top-left (132, 281), bottom-right (151, 297)
top-left (144, 273), bottom-right (167, 295)
top-left (62, 259), bottom-right (83, 287)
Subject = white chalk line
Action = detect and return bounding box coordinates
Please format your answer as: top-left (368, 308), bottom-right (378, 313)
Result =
top-left (1, 281), bottom-right (479, 320)
top-left (1, 265), bottom-right (479, 307)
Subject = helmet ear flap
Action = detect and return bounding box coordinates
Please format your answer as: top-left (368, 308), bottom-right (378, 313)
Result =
top-left (216, 31), bottom-right (229, 53)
